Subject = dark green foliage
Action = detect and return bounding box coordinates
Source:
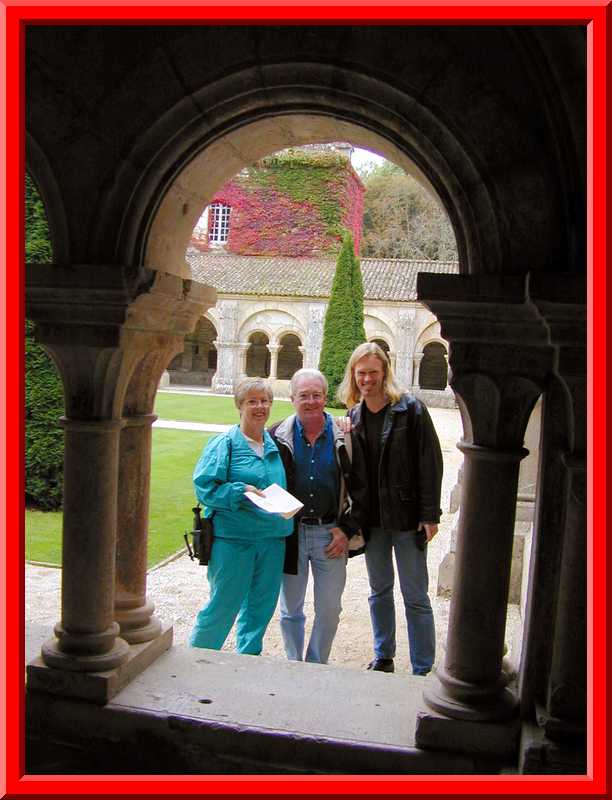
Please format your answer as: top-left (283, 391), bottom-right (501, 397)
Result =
top-left (25, 174), bottom-right (53, 263)
top-left (25, 174), bottom-right (64, 509)
top-left (318, 233), bottom-right (366, 406)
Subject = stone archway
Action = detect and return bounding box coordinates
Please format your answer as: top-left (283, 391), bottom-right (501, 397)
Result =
top-left (168, 316), bottom-right (218, 386)
top-left (419, 341), bottom-right (448, 390)
top-left (245, 331), bottom-right (271, 378)
top-left (277, 333), bottom-right (303, 380)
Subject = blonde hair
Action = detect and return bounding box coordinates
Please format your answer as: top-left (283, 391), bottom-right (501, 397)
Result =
top-left (336, 342), bottom-right (404, 408)
top-left (234, 377), bottom-right (274, 410)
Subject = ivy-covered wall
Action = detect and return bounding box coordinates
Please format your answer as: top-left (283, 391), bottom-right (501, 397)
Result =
top-left (193, 150), bottom-right (364, 257)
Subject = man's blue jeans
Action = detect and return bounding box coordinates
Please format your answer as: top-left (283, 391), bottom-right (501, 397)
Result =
top-left (365, 527), bottom-right (435, 675)
top-left (279, 522), bottom-right (347, 664)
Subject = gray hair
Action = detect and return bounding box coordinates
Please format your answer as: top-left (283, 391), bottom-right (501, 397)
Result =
top-left (290, 368), bottom-right (328, 397)
top-left (234, 377), bottom-right (274, 409)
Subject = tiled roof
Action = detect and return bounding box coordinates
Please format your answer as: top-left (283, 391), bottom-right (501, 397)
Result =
top-left (187, 250), bottom-right (459, 302)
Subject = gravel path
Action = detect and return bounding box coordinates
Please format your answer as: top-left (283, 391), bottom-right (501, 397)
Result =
top-left (25, 405), bottom-right (520, 672)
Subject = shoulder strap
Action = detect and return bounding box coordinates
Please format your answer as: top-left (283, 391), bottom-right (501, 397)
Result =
top-left (201, 433), bottom-right (233, 520)
top-left (343, 428), bottom-right (353, 462)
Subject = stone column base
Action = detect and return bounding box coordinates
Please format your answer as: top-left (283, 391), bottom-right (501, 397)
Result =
top-left (415, 708), bottom-right (521, 760)
top-left (27, 624), bottom-right (173, 704)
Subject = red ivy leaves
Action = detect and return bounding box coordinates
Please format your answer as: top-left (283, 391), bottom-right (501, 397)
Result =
top-left (203, 160), bottom-right (364, 257)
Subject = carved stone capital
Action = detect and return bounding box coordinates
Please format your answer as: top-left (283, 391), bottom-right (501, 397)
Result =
top-left (26, 266), bottom-right (216, 419)
top-left (417, 273), bottom-right (555, 448)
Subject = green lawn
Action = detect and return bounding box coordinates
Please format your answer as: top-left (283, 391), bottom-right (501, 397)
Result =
top-left (26, 429), bottom-right (215, 569)
top-left (26, 392), bottom-right (348, 568)
top-left (154, 390), bottom-right (345, 424)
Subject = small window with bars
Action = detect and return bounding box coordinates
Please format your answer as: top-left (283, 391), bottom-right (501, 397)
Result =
top-left (208, 203), bottom-right (231, 244)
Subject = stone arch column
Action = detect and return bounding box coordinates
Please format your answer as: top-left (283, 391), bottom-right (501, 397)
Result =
top-left (237, 343), bottom-right (249, 380)
top-left (26, 266), bottom-right (214, 699)
top-left (115, 338), bottom-right (185, 645)
top-left (415, 273), bottom-right (554, 740)
top-left (267, 344), bottom-right (281, 381)
top-left (211, 300), bottom-right (239, 394)
top-left (516, 276), bottom-right (587, 766)
top-left (412, 352), bottom-right (424, 390)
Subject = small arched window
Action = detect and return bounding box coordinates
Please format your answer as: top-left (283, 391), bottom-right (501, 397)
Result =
top-left (246, 332), bottom-right (271, 378)
top-left (277, 334), bottom-right (303, 380)
top-left (419, 342), bottom-right (448, 390)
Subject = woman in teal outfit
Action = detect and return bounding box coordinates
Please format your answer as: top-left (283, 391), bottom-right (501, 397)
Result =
top-left (190, 377), bottom-right (293, 654)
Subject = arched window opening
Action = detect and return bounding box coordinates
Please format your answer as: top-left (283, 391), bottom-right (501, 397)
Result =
top-left (168, 317), bottom-right (218, 386)
top-left (246, 332), bottom-right (271, 377)
top-left (371, 338), bottom-right (390, 355)
top-left (419, 342), bottom-right (447, 390)
top-left (277, 334), bottom-right (303, 380)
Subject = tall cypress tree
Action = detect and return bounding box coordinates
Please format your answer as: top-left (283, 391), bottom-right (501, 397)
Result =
top-left (318, 232), bottom-right (366, 405)
top-left (351, 253), bottom-right (366, 343)
top-left (25, 174), bottom-right (65, 509)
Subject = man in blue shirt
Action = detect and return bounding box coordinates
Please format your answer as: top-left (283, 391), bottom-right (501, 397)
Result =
top-left (269, 369), bottom-right (368, 664)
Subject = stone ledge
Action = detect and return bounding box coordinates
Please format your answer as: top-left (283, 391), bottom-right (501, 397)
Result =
top-left (26, 624), bottom-right (173, 704)
top-left (26, 645), bottom-right (482, 775)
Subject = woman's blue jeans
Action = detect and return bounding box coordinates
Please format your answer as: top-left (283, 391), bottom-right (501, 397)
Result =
top-left (365, 527), bottom-right (435, 675)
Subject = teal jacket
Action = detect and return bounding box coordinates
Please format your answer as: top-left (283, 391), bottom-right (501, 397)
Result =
top-left (193, 424), bottom-right (293, 540)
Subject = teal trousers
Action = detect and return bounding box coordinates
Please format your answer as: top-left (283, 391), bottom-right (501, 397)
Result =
top-left (189, 536), bottom-right (286, 655)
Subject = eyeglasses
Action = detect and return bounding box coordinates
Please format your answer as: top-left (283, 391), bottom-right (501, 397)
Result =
top-left (295, 393), bottom-right (325, 402)
top-left (245, 398), bottom-right (272, 407)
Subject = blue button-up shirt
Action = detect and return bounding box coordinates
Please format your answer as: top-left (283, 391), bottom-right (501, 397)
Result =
top-left (293, 413), bottom-right (338, 518)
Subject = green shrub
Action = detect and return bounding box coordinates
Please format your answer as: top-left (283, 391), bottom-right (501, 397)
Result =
top-left (25, 174), bottom-right (65, 509)
top-left (318, 232), bottom-right (366, 406)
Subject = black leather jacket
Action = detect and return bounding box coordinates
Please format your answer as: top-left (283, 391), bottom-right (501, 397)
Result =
top-left (269, 414), bottom-right (369, 575)
top-left (349, 394), bottom-right (443, 532)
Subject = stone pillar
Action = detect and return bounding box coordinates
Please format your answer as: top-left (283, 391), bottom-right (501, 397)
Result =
top-left (114, 331), bottom-right (202, 648)
top-left (428, 440), bottom-right (528, 720)
top-left (516, 277), bottom-right (586, 770)
top-left (26, 265), bottom-right (215, 700)
top-left (298, 345), bottom-right (306, 370)
top-left (267, 344), bottom-right (280, 380)
top-left (237, 343), bottom-right (249, 379)
top-left (414, 273), bottom-right (553, 753)
top-left (546, 455), bottom-right (585, 724)
top-left (211, 299), bottom-right (239, 393)
top-left (43, 416), bottom-right (130, 672)
top-left (412, 352), bottom-right (424, 389)
top-left (388, 350), bottom-right (397, 372)
top-left (394, 307), bottom-right (415, 388)
top-left (305, 303), bottom-right (325, 369)
top-left (114, 413), bottom-right (161, 644)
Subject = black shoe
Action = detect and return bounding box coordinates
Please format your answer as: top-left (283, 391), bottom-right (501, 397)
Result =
top-left (367, 658), bottom-right (395, 673)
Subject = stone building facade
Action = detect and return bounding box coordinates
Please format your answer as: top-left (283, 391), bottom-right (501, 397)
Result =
top-left (168, 251), bottom-right (457, 405)
top-left (168, 148), bottom-right (456, 403)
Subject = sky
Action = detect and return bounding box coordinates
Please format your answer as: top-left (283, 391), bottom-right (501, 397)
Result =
top-left (351, 147), bottom-right (386, 171)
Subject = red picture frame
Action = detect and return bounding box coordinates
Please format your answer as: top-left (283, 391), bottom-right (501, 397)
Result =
top-left (1, 2), bottom-right (606, 797)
